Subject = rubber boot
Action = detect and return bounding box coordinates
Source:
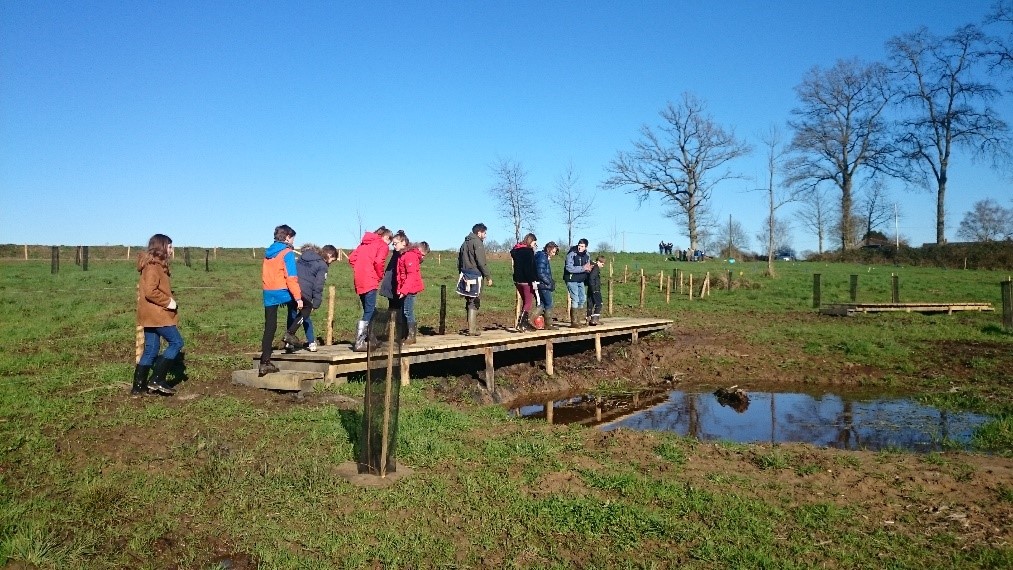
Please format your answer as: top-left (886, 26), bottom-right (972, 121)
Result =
top-left (590, 314), bottom-right (601, 326)
top-left (521, 311), bottom-right (537, 332)
top-left (404, 322), bottom-right (417, 345)
top-left (352, 320), bottom-right (369, 352)
top-left (543, 308), bottom-right (555, 330)
top-left (569, 308), bottom-right (579, 328)
top-left (258, 359), bottom-right (280, 376)
top-left (283, 331), bottom-right (300, 351)
top-left (467, 308), bottom-right (480, 336)
top-left (131, 364), bottom-right (151, 397)
top-left (147, 357), bottom-right (177, 395)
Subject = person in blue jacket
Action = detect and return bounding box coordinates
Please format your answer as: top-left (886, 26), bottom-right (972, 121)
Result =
top-left (533, 241), bottom-right (559, 329)
top-left (563, 238), bottom-right (592, 328)
top-left (283, 243), bottom-right (338, 352)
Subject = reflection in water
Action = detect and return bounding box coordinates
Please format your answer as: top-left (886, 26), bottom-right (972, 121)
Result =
top-left (510, 389), bottom-right (991, 452)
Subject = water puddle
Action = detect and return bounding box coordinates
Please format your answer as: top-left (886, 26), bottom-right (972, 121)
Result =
top-left (508, 387), bottom-right (992, 452)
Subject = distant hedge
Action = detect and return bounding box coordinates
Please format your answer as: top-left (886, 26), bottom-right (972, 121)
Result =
top-left (809, 241), bottom-right (1013, 270)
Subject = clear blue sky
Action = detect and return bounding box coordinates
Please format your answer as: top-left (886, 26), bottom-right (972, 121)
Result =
top-left (2, 1), bottom-right (1009, 253)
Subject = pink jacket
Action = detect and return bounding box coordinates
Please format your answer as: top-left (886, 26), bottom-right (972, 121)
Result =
top-left (348, 232), bottom-right (388, 294)
top-left (397, 247), bottom-right (425, 296)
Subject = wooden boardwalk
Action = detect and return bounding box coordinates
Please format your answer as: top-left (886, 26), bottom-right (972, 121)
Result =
top-left (820, 302), bottom-right (994, 317)
top-left (234, 317), bottom-right (672, 393)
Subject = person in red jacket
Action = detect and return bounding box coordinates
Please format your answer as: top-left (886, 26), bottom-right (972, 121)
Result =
top-left (396, 240), bottom-right (430, 345)
top-left (347, 226), bottom-right (393, 351)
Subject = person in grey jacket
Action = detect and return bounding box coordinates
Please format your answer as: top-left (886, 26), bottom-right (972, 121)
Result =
top-left (563, 238), bottom-right (592, 327)
top-left (457, 223), bottom-right (492, 335)
top-left (283, 244), bottom-right (337, 352)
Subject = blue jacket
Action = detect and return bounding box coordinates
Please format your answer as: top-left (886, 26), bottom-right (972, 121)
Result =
top-left (534, 250), bottom-right (555, 291)
top-left (297, 249), bottom-right (329, 309)
top-left (563, 247), bottom-right (590, 283)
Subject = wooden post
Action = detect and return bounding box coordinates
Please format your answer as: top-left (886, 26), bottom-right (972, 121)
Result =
top-left (607, 279), bottom-right (613, 316)
top-left (704, 272), bottom-right (710, 297)
top-left (623, 265), bottom-right (628, 284)
top-left (594, 333), bottom-right (602, 362)
top-left (439, 284), bottom-right (447, 335)
top-left (23, 244), bottom-right (27, 260)
top-left (666, 275), bottom-right (672, 303)
top-left (484, 347), bottom-right (495, 393)
top-left (891, 274), bottom-right (900, 303)
top-left (850, 274), bottom-right (858, 302)
top-left (545, 340), bottom-right (554, 375)
top-left (126, 245), bottom-right (131, 260)
top-left (689, 274), bottom-right (694, 300)
top-left (82, 246), bottom-right (89, 271)
top-left (812, 273), bottom-right (821, 308)
top-left (678, 270), bottom-right (684, 294)
top-left (75, 246), bottom-right (81, 265)
top-left (438, 252), bottom-right (441, 265)
top-left (631, 329), bottom-right (639, 344)
top-left (205, 249), bottom-right (210, 271)
top-left (380, 318), bottom-right (397, 477)
top-left (1000, 278), bottom-right (1012, 330)
top-left (252, 247), bottom-right (256, 259)
top-left (326, 285), bottom-right (335, 345)
top-left (214, 247), bottom-right (218, 260)
top-left (727, 270), bottom-right (733, 290)
top-left (184, 247), bottom-right (192, 268)
top-left (658, 271), bottom-right (664, 291)
top-left (401, 359), bottom-right (411, 387)
top-left (639, 273), bottom-right (646, 308)
top-left (545, 401), bottom-right (554, 425)
top-left (51, 246), bottom-right (59, 274)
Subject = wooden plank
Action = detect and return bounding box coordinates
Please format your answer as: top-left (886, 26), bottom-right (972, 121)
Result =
top-left (232, 369), bottom-right (322, 391)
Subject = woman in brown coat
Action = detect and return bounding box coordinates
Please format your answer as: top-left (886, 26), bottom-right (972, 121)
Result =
top-left (133, 234), bottom-right (183, 396)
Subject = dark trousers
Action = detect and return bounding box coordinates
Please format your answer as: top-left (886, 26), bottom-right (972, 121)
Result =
top-left (587, 289), bottom-right (603, 316)
top-left (261, 300), bottom-right (298, 361)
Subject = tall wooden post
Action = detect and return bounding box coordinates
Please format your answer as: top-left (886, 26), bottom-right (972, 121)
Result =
top-left (126, 246), bottom-right (131, 260)
top-left (23, 244), bottom-right (27, 260)
top-left (326, 285), bottom-right (335, 345)
top-left (812, 273), bottom-right (821, 308)
top-left (51, 246), bottom-right (59, 274)
top-left (849, 274), bottom-right (858, 302)
top-left (658, 271), bottom-right (664, 291)
top-left (184, 247), bottom-right (192, 268)
top-left (666, 275), bottom-right (672, 304)
top-left (623, 265), bottom-right (628, 284)
top-left (689, 274), bottom-right (694, 301)
top-left (678, 270), bottom-right (684, 294)
top-left (82, 246), bottom-right (89, 271)
top-left (639, 273), bottom-right (646, 309)
top-left (727, 270), bottom-right (733, 290)
top-left (1001, 278), bottom-right (1012, 330)
top-left (607, 279), bottom-right (613, 315)
top-left (439, 285), bottom-right (447, 335)
top-left (891, 274), bottom-right (900, 303)
top-left (205, 249), bottom-right (210, 272)
top-left (75, 246), bottom-right (81, 265)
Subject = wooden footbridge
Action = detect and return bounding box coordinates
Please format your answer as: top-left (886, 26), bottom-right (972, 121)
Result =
top-left (233, 317), bottom-right (672, 394)
top-left (819, 302), bottom-right (994, 317)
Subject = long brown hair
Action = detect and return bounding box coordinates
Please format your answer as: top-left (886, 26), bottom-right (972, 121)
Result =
top-left (146, 234), bottom-right (173, 262)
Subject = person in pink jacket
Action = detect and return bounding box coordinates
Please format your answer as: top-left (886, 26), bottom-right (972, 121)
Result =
top-left (347, 226), bottom-right (393, 351)
top-left (396, 241), bottom-right (430, 345)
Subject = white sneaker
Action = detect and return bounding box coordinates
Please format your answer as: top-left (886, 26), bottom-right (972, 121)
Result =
top-left (307, 342), bottom-right (318, 352)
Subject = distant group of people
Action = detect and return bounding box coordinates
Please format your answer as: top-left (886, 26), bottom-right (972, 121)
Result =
top-left (658, 241), bottom-right (675, 255)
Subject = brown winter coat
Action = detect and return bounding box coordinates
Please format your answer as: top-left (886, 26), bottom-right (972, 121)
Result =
top-left (136, 253), bottom-right (179, 327)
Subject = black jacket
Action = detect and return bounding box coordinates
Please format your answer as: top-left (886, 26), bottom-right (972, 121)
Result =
top-left (296, 249), bottom-right (329, 309)
top-left (510, 244), bottom-right (538, 284)
top-left (586, 263), bottom-right (602, 294)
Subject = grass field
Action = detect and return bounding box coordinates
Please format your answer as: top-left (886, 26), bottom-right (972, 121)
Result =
top-left (1, 252), bottom-right (1011, 568)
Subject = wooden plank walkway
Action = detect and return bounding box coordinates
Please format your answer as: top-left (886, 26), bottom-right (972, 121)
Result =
top-left (820, 302), bottom-right (994, 317)
top-left (237, 317), bottom-right (672, 393)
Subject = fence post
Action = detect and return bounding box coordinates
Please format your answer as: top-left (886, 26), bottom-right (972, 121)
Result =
top-left (812, 273), bottom-right (821, 308)
top-left (439, 284), bottom-right (447, 335)
top-left (326, 285), bottom-right (335, 345)
top-left (689, 274), bottom-right (694, 301)
top-left (639, 273), bottom-right (646, 308)
top-left (205, 249), bottom-right (210, 272)
top-left (850, 274), bottom-right (858, 302)
top-left (23, 244), bottom-right (28, 260)
top-left (666, 275), bottom-right (672, 303)
top-left (727, 270), bottom-right (733, 290)
top-left (51, 246), bottom-right (59, 274)
top-left (607, 278), bottom-right (613, 315)
top-left (82, 246), bottom-right (89, 271)
top-left (891, 274), bottom-right (900, 303)
top-left (184, 247), bottom-right (192, 268)
top-left (75, 246), bottom-right (81, 266)
top-left (1001, 278), bottom-right (1012, 330)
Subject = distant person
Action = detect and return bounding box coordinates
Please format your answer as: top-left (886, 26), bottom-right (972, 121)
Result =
top-left (510, 233), bottom-right (539, 332)
top-left (396, 240), bottom-right (430, 345)
top-left (133, 233), bottom-right (182, 396)
top-left (533, 241), bottom-right (559, 329)
top-left (586, 255), bottom-right (606, 326)
top-left (457, 223), bottom-right (492, 336)
top-left (659, 241), bottom-right (665, 255)
top-left (563, 238), bottom-right (592, 328)
top-left (348, 226), bottom-right (394, 351)
top-left (259, 224), bottom-right (303, 376)
top-left (282, 243), bottom-right (338, 353)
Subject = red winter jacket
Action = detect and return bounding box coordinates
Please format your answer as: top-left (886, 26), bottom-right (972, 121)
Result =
top-left (348, 232), bottom-right (389, 294)
top-left (396, 247), bottom-right (425, 296)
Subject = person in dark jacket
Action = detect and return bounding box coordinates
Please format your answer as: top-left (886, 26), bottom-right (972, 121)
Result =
top-left (510, 233), bottom-right (539, 332)
top-left (563, 238), bottom-right (592, 327)
top-left (533, 241), bottom-right (558, 329)
top-left (586, 255), bottom-right (606, 325)
top-left (282, 243), bottom-right (337, 352)
top-left (457, 223), bottom-right (491, 335)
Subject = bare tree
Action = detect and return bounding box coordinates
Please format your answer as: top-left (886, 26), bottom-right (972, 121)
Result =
top-left (712, 216), bottom-right (750, 259)
top-left (957, 198), bottom-right (1013, 241)
top-left (755, 216), bottom-right (793, 259)
top-left (887, 25), bottom-right (1010, 244)
top-left (787, 59), bottom-right (895, 251)
top-left (755, 125), bottom-right (806, 276)
top-left (489, 158), bottom-right (539, 243)
top-left (795, 187), bottom-right (832, 255)
top-left (856, 179), bottom-right (896, 243)
top-left (984, 0), bottom-right (1013, 74)
top-left (602, 93), bottom-right (751, 251)
top-left (551, 161), bottom-right (595, 248)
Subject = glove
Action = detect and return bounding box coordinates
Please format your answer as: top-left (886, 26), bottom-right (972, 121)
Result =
top-left (167, 298), bottom-right (177, 310)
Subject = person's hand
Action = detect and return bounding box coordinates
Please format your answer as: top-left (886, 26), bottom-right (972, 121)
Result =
top-left (167, 298), bottom-right (177, 311)
top-left (296, 299), bottom-right (304, 310)
top-left (399, 293), bottom-right (406, 299)
top-left (583, 263), bottom-right (592, 271)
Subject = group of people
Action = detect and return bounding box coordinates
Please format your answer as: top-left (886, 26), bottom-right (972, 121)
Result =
top-left (658, 241), bottom-right (676, 255)
top-left (132, 222), bottom-right (605, 395)
top-left (457, 223), bottom-right (607, 334)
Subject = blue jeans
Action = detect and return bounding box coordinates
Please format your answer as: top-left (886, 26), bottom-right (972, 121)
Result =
top-left (538, 288), bottom-right (554, 310)
top-left (402, 294), bottom-right (417, 324)
top-left (139, 326), bottom-right (184, 366)
top-left (565, 281), bottom-right (586, 308)
top-left (359, 289), bottom-right (377, 322)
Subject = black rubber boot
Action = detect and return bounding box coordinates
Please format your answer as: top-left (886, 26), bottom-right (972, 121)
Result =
top-left (543, 308), bottom-right (555, 330)
top-left (404, 322), bottom-right (417, 345)
top-left (147, 357), bottom-right (177, 395)
top-left (467, 308), bottom-right (480, 336)
top-left (259, 360), bottom-right (280, 376)
top-left (131, 364), bottom-right (151, 397)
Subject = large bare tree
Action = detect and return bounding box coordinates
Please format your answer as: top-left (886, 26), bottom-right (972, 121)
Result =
top-left (755, 126), bottom-right (806, 276)
top-left (602, 93), bottom-right (751, 251)
top-left (786, 59), bottom-right (895, 251)
top-left (489, 158), bottom-right (539, 243)
top-left (551, 161), bottom-right (595, 248)
top-left (985, 0), bottom-right (1013, 74)
top-left (887, 25), bottom-right (1010, 245)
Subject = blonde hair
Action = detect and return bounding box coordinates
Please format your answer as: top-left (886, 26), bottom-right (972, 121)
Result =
top-left (413, 241), bottom-right (431, 255)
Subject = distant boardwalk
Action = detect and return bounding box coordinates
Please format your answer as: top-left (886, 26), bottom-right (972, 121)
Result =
top-left (234, 317), bottom-right (672, 393)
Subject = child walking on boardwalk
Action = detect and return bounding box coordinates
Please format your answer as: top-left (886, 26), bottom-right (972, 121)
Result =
top-left (586, 256), bottom-right (606, 326)
top-left (260, 225), bottom-right (303, 376)
top-left (283, 243), bottom-right (338, 352)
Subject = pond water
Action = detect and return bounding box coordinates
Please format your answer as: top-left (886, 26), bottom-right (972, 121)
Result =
top-left (508, 388), bottom-right (992, 452)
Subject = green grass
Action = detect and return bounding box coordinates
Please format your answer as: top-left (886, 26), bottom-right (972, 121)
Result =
top-left (1, 255), bottom-right (1011, 567)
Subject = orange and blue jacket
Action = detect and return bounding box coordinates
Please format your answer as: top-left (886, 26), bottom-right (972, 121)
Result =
top-left (263, 241), bottom-right (302, 307)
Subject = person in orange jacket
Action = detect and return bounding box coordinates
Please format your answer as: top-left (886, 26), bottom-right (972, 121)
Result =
top-left (259, 224), bottom-right (303, 376)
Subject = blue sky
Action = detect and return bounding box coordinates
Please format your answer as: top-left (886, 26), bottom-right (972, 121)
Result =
top-left (2, 1), bottom-right (1010, 253)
